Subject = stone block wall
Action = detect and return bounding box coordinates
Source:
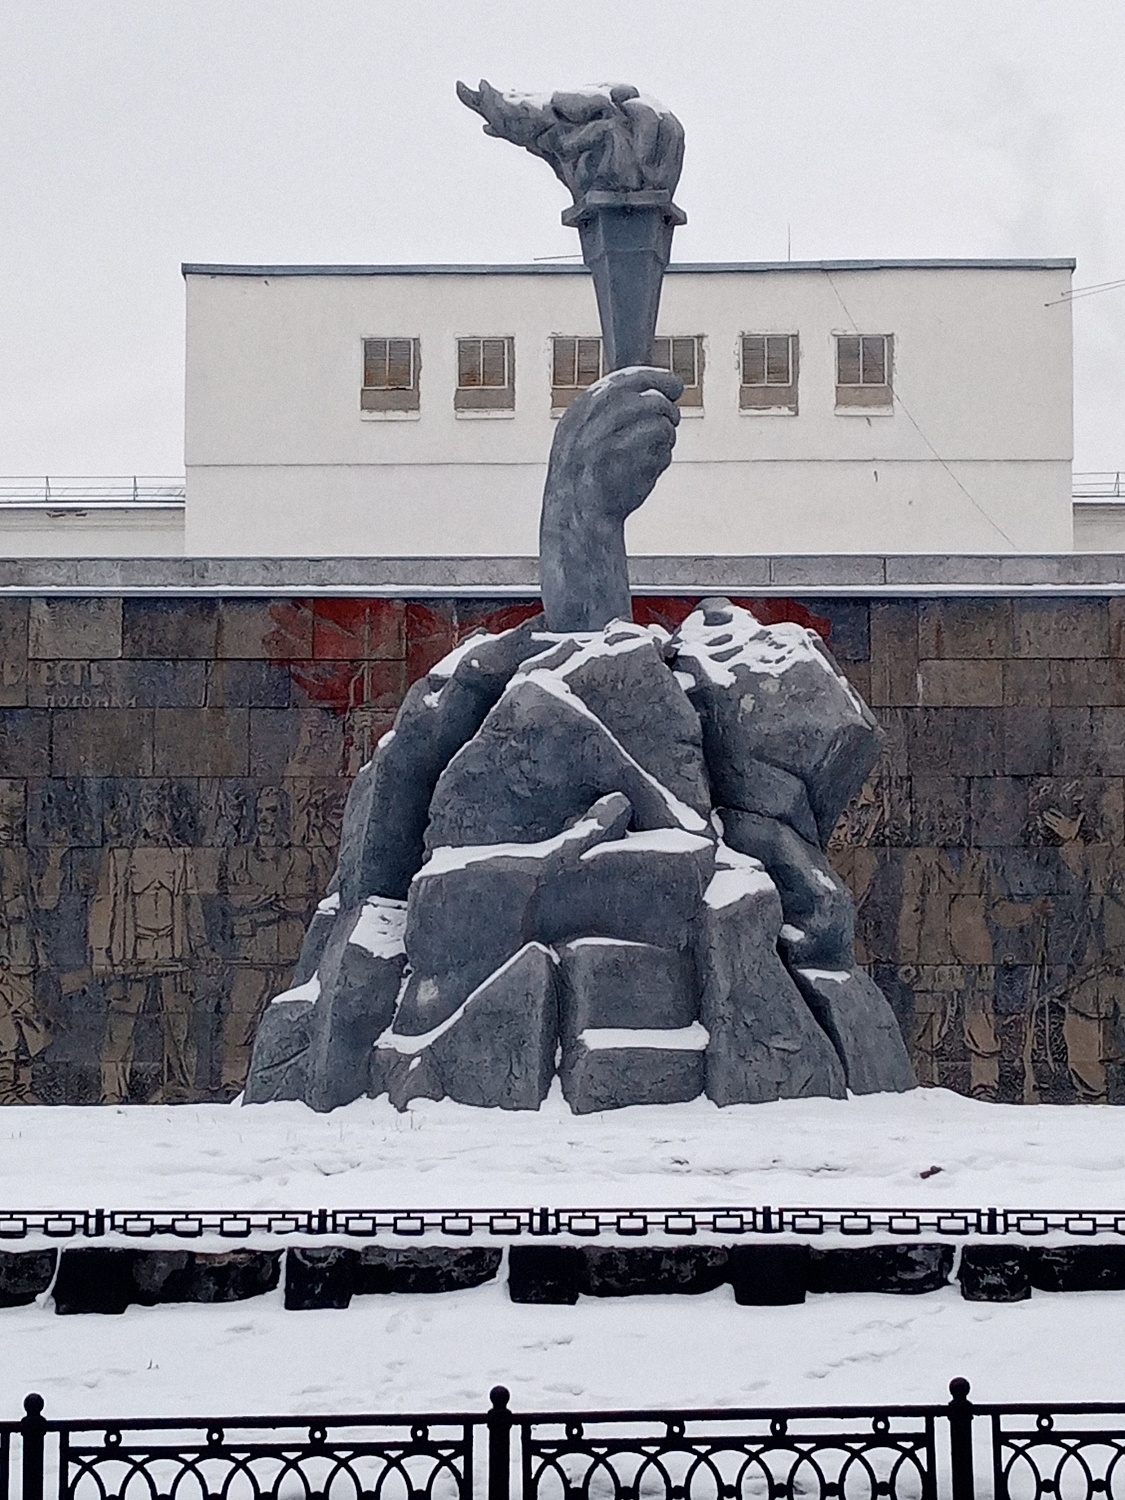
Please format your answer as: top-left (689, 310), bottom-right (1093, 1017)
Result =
top-left (0, 591), bottom-right (1120, 1107)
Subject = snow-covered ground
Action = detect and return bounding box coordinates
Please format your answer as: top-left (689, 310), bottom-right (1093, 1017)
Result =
top-left (3, 1088), bottom-right (1125, 1418)
top-left (4, 1087), bottom-right (1125, 1214)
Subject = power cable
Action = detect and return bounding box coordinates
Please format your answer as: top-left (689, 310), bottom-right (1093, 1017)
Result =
top-left (822, 270), bottom-right (1019, 550)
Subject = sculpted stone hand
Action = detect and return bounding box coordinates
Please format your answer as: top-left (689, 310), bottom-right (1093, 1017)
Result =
top-left (540, 366), bottom-right (683, 632)
top-left (456, 80), bottom-right (684, 202)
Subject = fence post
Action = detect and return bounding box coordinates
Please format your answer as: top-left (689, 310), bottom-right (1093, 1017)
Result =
top-left (948, 1378), bottom-right (974, 1500)
top-left (20, 1394), bottom-right (45, 1500)
top-left (487, 1386), bottom-right (512, 1500)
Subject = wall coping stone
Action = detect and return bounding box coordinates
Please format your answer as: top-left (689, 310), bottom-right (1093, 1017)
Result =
top-left (3, 555), bottom-right (1125, 596)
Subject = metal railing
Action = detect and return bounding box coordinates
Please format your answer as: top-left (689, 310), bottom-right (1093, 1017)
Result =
top-left (0, 477), bottom-right (185, 511)
top-left (8, 1382), bottom-right (1125, 1500)
top-left (1073, 471), bottom-right (1125, 500)
top-left (3, 1204), bottom-right (1125, 1244)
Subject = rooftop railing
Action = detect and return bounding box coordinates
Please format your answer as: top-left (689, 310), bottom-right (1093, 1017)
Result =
top-left (0, 477), bottom-right (185, 511)
top-left (1073, 471), bottom-right (1125, 500)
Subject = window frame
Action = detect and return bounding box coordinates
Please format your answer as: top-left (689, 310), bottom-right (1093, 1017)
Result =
top-left (835, 333), bottom-right (894, 410)
top-left (739, 333), bottom-right (799, 413)
top-left (454, 336), bottom-right (516, 412)
top-left (651, 334), bottom-right (704, 408)
top-left (550, 335), bottom-right (604, 411)
top-left (360, 337), bottom-right (420, 413)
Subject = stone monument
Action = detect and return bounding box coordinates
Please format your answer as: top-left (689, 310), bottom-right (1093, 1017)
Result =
top-left (243, 82), bottom-right (915, 1113)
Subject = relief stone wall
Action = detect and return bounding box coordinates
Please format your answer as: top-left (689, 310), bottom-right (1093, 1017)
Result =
top-left (0, 592), bottom-right (1121, 1106)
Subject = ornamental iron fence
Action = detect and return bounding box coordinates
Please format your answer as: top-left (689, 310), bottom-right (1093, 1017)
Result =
top-left (3, 1206), bottom-right (1125, 1245)
top-left (5, 1384), bottom-right (1125, 1500)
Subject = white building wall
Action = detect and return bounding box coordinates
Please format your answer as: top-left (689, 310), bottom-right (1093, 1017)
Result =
top-left (184, 262), bottom-right (1074, 557)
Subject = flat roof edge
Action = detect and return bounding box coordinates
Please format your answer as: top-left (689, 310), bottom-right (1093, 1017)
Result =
top-left (181, 257), bottom-right (1077, 278)
top-left (3, 554), bottom-right (1125, 596)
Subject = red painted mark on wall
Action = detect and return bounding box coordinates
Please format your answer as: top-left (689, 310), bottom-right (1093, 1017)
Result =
top-left (267, 596), bottom-right (831, 717)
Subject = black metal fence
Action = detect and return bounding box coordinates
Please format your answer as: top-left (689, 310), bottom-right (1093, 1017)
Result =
top-left (4, 1205), bottom-right (1125, 1244)
top-left (6, 1382), bottom-right (1125, 1500)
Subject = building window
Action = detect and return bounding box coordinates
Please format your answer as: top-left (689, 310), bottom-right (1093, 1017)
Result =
top-left (455, 336), bottom-right (515, 411)
top-left (835, 334), bottom-right (893, 409)
top-left (740, 333), bottom-right (799, 413)
top-left (551, 336), bottom-right (603, 410)
top-left (652, 335), bottom-right (704, 407)
top-left (361, 337), bottom-right (419, 412)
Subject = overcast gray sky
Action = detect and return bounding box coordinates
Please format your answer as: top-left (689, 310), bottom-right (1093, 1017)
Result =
top-left (2, 0), bottom-right (1122, 477)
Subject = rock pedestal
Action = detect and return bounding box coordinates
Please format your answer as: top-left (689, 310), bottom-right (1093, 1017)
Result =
top-left (245, 603), bottom-right (915, 1113)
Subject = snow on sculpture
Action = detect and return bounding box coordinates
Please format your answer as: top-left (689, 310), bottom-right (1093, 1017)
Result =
top-left (242, 83), bottom-right (916, 1113)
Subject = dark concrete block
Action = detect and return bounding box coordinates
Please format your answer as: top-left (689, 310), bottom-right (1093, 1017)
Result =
top-left (339, 618), bottom-right (546, 905)
top-left (561, 1040), bottom-right (704, 1113)
top-left (220, 599), bottom-right (312, 659)
top-left (958, 1246), bottom-right (1031, 1301)
top-left (428, 942), bottom-right (559, 1110)
top-left (1004, 660), bottom-right (1052, 708)
top-left (27, 777), bottom-right (102, 847)
top-left (998, 708), bottom-right (1052, 777)
top-left (507, 1245), bottom-right (584, 1304)
top-left (426, 674), bottom-right (695, 849)
top-left (53, 1248), bottom-right (138, 1315)
top-left (153, 709), bottom-right (249, 776)
top-left (912, 777), bottom-right (969, 846)
top-left (51, 709), bottom-right (154, 776)
top-left (918, 600), bottom-right (1013, 660)
top-left (303, 902), bottom-right (406, 1112)
top-left (0, 709), bottom-right (50, 775)
top-left (721, 809), bottom-right (855, 968)
top-left (808, 1244), bottom-right (953, 1295)
top-left (1015, 599), bottom-right (1108, 659)
top-left (673, 600), bottom-right (881, 844)
top-left (909, 709), bottom-right (1000, 777)
top-left (123, 599), bottom-right (219, 659)
top-left (558, 939), bottom-right (697, 1032)
top-left (727, 1245), bottom-right (810, 1305)
top-left (132, 1251), bottom-right (280, 1304)
top-left (284, 1247), bottom-right (358, 1309)
top-left (1028, 1245), bottom-right (1125, 1293)
top-left (697, 851), bottom-right (845, 1106)
top-left (0, 779), bottom-right (26, 843)
top-left (0, 598), bottom-right (28, 706)
top-left (917, 661), bottom-right (1003, 708)
top-left (868, 603), bottom-right (918, 707)
top-left (580, 1246), bottom-right (729, 1296)
top-left (29, 598), bottom-right (121, 659)
top-left (0, 1250), bottom-right (56, 1307)
top-left (800, 600), bottom-right (870, 663)
top-left (249, 708), bottom-right (345, 777)
top-left (244, 998), bottom-right (314, 1103)
top-left (970, 778), bottom-right (1029, 847)
top-left (354, 1247), bottom-right (502, 1295)
top-left (559, 632), bottom-right (711, 817)
top-left (208, 660), bottom-right (292, 709)
top-left (791, 967), bottom-right (915, 1095)
top-left (1050, 659), bottom-right (1125, 708)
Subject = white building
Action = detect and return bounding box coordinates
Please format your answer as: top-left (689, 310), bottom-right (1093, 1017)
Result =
top-left (0, 257), bottom-right (1081, 558)
top-left (181, 258), bottom-right (1074, 558)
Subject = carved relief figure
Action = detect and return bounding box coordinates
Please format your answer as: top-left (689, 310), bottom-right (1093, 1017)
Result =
top-left (218, 787), bottom-right (318, 1097)
top-left (89, 787), bottom-right (211, 1103)
top-left (0, 786), bottom-right (62, 1103)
